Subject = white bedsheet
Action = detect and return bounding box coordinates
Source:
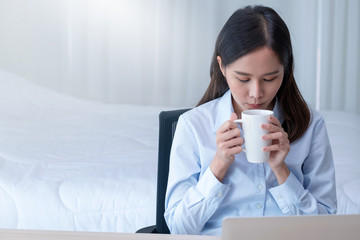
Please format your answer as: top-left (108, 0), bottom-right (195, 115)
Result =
top-left (0, 70), bottom-right (169, 232)
top-left (0, 69), bottom-right (358, 233)
top-left (321, 111), bottom-right (360, 214)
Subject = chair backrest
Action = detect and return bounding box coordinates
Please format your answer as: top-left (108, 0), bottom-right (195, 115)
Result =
top-left (156, 108), bottom-right (190, 234)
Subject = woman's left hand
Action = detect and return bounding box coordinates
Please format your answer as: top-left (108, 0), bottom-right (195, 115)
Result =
top-left (261, 115), bottom-right (290, 184)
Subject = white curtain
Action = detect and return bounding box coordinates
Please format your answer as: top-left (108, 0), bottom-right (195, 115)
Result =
top-left (316, 0), bottom-right (360, 113)
top-left (0, 0), bottom-right (358, 113)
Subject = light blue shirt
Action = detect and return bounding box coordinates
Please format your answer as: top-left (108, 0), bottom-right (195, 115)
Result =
top-left (164, 90), bottom-right (337, 235)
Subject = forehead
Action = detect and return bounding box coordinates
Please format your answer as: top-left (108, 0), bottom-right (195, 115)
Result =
top-left (228, 47), bottom-right (283, 73)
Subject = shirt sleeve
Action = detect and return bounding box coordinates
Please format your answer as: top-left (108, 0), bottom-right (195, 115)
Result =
top-left (269, 116), bottom-right (337, 215)
top-left (164, 115), bottom-right (231, 235)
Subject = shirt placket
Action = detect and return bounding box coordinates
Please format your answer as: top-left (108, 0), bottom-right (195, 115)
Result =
top-left (252, 163), bottom-right (266, 216)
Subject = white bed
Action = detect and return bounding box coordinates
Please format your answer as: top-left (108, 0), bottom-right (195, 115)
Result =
top-left (321, 110), bottom-right (360, 214)
top-left (0, 70), bottom-right (358, 233)
top-left (0, 70), bottom-right (169, 232)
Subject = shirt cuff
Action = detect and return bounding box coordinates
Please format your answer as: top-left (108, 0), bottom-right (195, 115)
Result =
top-left (268, 171), bottom-right (305, 214)
top-left (196, 167), bottom-right (231, 201)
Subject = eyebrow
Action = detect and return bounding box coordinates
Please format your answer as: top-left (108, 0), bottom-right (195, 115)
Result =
top-left (234, 70), bottom-right (280, 76)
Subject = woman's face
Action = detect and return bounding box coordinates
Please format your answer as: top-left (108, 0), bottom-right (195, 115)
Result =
top-left (218, 46), bottom-right (284, 115)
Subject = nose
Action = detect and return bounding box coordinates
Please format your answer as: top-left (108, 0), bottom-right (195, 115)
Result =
top-left (249, 80), bottom-right (263, 99)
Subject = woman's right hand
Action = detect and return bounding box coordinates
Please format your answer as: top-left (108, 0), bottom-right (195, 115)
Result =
top-left (210, 113), bottom-right (243, 182)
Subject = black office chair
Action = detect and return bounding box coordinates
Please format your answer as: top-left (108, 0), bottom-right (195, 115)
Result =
top-left (136, 108), bottom-right (191, 234)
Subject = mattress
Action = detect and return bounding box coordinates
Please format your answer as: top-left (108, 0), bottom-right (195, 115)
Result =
top-left (320, 111), bottom-right (360, 214)
top-left (0, 69), bottom-right (358, 233)
top-left (0, 70), bottom-right (170, 232)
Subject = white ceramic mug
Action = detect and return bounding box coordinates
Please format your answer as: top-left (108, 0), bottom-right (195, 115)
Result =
top-left (234, 109), bottom-right (273, 163)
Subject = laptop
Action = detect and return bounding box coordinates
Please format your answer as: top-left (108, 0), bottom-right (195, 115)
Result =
top-left (222, 214), bottom-right (360, 240)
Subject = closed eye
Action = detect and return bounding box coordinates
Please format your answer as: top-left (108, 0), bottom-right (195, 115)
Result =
top-left (237, 78), bottom-right (250, 83)
top-left (263, 77), bottom-right (277, 82)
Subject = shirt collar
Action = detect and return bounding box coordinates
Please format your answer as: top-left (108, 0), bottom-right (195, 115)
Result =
top-left (213, 90), bottom-right (284, 132)
top-left (273, 98), bottom-right (284, 125)
top-left (213, 90), bottom-right (234, 133)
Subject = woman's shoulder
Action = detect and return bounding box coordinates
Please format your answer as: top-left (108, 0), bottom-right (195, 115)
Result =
top-left (307, 107), bottom-right (327, 131)
top-left (290, 107), bottom-right (328, 144)
top-left (309, 108), bottom-right (325, 123)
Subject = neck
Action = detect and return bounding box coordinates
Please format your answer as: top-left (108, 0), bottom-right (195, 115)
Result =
top-left (231, 96), bottom-right (242, 118)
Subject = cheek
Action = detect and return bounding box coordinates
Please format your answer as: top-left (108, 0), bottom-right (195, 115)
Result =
top-left (227, 78), bottom-right (246, 92)
top-left (230, 84), bottom-right (247, 100)
top-left (268, 81), bottom-right (283, 97)
top-left (268, 86), bottom-right (279, 97)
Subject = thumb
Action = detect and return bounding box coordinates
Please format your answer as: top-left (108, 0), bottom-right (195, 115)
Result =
top-left (229, 112), bottom-right (238, 121)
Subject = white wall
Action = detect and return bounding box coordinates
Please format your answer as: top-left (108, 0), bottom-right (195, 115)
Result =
top-left (0, 0), bottom-right (359, 113)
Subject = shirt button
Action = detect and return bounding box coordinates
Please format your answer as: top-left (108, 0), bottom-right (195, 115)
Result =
top-left (256, 203), bottom-right (262, 209)
top-left (257, 184), bottom-right (264, 190)
top-left (216, 192), bottom-right (223, 198)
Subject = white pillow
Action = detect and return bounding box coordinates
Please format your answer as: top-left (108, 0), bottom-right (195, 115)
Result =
top-left (343, 179), bottom-right (360, 207)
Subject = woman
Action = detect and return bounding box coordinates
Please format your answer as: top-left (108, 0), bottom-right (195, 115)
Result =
top-left (164, 5), bottom-right (336, 236)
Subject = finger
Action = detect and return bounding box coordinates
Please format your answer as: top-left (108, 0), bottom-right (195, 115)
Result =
top-left (217, 127), bottom-right (241, 143)
top-left (262, 116), bottom-right (286, 133)
top-left (217, 119), bottom-right (240, 134)
top-left (263, 133), bottom-right (289, 148)
top-left (217, 137), bottom-right (243, 155)
top-left (217, 124), bottom-right (229, 135)
top-left (229, 112), bottom-right (238, 122)
top-left (261, 123), bottom-right (283, 133)
top-left (262, 144), bottom-right (280, 152)
top-left (262, 134), bottom-right (290, 151)
top-left (267, 115), bottom-right (281, 127)
top-left (228, 145), bottom-right (243, 155)
top-left (224, 113), bottom-right (240, 131)
top-left (262, 132), bottom-right (288, 142)
top-left (227, 136), bottom-right (243, 147)
top-left (218, 139), bottom-right (243, 152)
top-left (262, 143), bottom-right (288, 152)
top-left (222, 143), bottom-right (243, 155)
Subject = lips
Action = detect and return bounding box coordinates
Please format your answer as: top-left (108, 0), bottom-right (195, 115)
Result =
top-left (248, 104), bottom-right (262, 109)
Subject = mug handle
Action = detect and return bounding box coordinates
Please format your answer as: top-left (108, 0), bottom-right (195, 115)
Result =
top-left (233, 119), bottom-right (243, 123)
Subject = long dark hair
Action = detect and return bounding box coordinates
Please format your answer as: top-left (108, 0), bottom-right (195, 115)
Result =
top-left (197, 5), bottom-right (310, 143)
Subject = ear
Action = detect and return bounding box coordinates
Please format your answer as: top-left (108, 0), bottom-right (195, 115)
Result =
top-left (216, 56), bottom-right (226, 77)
